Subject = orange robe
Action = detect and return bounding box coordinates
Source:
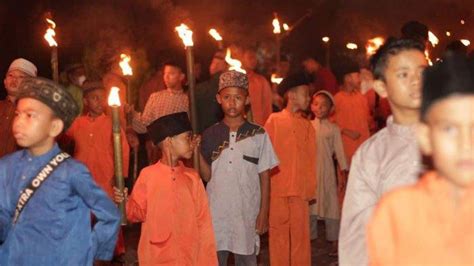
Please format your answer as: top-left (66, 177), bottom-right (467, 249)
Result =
top-left (247, 71), bottom-right (273, 126)
top-left (264, 109), bottom-right (317, 266)
top-left (127, 161), bottom-right (218, 265)
top-left (66, 113), bottom-right (130, 255)
top-left (367, 171), bottom-right (474, 265)
top-left (333, 90), bottom-right (371, 164)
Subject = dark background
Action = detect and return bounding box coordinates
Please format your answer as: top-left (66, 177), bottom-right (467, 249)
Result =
top-left (1, 0), bottom-right (473, 98)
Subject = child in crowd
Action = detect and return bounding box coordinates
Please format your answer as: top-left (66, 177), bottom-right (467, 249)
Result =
top-left (114, 112), bottom-right (217, 265)
top-left (200, 71), bottom-right (279, 266)
top-left (264, 72), bottom-right (317, 265)
top-left (339, 38), bottom-right (428, 266)
top-left (309, 91), bottom-right (348, 256)
top-left (368, 53), bottom-right (474, 265)
top-left (0, 77), bottom-right (120, 265)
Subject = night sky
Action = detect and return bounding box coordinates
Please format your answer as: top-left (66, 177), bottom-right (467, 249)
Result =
top-left (1, 0), bottom-right (473, 98)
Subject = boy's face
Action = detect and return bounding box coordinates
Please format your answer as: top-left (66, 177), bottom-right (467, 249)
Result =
top-left (311, 94), bottom-right (332, 119)
top-left (84, 89), bottom-right (105, 117)
top-left (417, 95), bottom-right (474, 188)
top-left (343, 72), bottom-right (361, 92)
top-left (290, 85), bottom-right (311, 111)
top-left (4, 70), bottom-right (29, 98)
top-left (163, 65), bottom-right (184, 90)
top-left (216, 87), bottom-right (248, 119)
top-left (13, 98), bottom-right (63, 152)
top-left (375, 50), bottom-right (427, 111)
top-left (169, 131), bottom-right (193, 159)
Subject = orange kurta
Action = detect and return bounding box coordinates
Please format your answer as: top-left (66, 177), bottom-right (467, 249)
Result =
top-left (127, 161), bottom-right (218, 265)
top-left (248, 71), bottom-right (273, 126)
top-left (333, 90), bottom-right (371, 164)
top-left (367, 171), bottom-right (474, 265)
top-left (66, 114), bottom-right (130, 197)
top-left (264, 109), bottom-right (317, 266)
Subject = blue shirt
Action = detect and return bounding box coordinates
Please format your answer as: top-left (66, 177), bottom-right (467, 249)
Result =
top-left (0, 144), bottom-right (120, 265)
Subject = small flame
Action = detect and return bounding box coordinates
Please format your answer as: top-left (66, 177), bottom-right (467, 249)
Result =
top-left (446, 31), bottom-right (451, 37)
top-left (366, 37), bottom-right (385, 57)
top-left (175, 23), bottom-right (194, 47)
top-left (283, 23), bottom-right (290, 31)
top-left (272, 18), bottom-right (281, 34)
top-left (209, 29), bottom-right (223, 41)
top-left (460, 19), bottom-right (465, 25)
top-left (119, 54), bottom-right (133, 76)
top-left (271, 74), bottom-right (283, 84)
top-left (225, 48), bottom-right (246, 74)
top-left (322, 36), bottom-right (330, 43)
top-left (428, 31), bottom-right (439, 47)
top-left (346, 43), bottom-right (358, 50)
top-left (108, 87), bottom-right (121, 107)
top-left (460, 39), bottom-right (471, 46)
top-left (44, 18), bottom-right (57, 47)
top-left (425, 50), bottom-right (433, 66)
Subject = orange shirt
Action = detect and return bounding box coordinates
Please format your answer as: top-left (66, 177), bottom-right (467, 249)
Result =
top-left (127, 161), bottom-right (218, 265)
top-left (264, 109), bottom-right (317, 200)
top-left (66, 114), bottom-right (130, 197)
top-left (0, 99), bottom-right (17, 158)
top-left (333, 90), bottom-right (371, 162)
top-left (367, 171), bottom-right (474, 265)
top-left (247, 71), bottom-right (273, 126)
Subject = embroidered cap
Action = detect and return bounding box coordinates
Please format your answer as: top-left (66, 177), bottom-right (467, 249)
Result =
top-left (219, 70), bottom-right (249, 92)
top-left (17, 77), bottom-right (79, 130)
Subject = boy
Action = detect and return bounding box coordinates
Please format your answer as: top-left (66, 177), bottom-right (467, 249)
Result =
top-left (264, 72), bottom-right (317, 266)
top-left (200, 71), bottom-right (279, 265)
top-left (0, 77), bottom-right (120, 265)
top-left (339, 38), bottom-right (428, 266)
top-left (66, 81), bottom-right (129, 257)
top-left (333, 58), bottom-right (371, 165)
top-left (367, 54), bottom-right (474, 265)
top-left (309, 91), bottom-right (348, 256)
top-left (115, 112), bottom-right (217, 265)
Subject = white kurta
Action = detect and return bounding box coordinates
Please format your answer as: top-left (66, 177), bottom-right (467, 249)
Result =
top-left (310, 118), bottom-right (347, 219)
top-left (202, 122), bottom-right (279, 255)
top-left (338, 116), bottom-right (422, 266)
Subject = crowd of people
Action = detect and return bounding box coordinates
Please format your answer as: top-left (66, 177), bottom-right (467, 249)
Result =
top-left (0, 20), bottom-right (473, 266)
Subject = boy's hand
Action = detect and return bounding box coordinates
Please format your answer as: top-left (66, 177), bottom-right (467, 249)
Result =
top-left (113, 187), bottom-right (129, 204)
top-left (191, 134), bottom-right (202, 150)
top-left (255, 209), bottom-right (269, 235)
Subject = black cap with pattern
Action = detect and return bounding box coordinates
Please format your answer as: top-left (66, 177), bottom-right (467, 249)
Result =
top-left (17, 77), bottom-right (79, 130)
top-left (219, 71), bottom-right (249, 92)
top-left (277, 72), bottom-right (312, 97)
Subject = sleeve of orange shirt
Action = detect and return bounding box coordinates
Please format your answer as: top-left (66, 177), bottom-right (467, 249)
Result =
top-left (367, 194), bottom-right (397, 266)
top-left (126, 173), bottom-right (148, 222)
top-left (191, 171), bottom-right (218, 265)
top-left (304, 124), bottom-right (317, 200)
top-left (261, 77), bottom-right (273, 125)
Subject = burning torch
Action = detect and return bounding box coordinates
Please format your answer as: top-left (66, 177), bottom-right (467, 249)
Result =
top-left (44, 18), bottom-right (59, 83)
top-left (209, 28), bottom-right (224, 50)
top-left (273, 13), bottom-right (282, 72)
top-left (175, 23), bottom-right (199, 170)
top-left (108, 87), bottom-right (127, 225)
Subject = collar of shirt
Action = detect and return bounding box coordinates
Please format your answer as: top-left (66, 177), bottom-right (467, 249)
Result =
top-left (86, 112), bottom-right (106, 122)
top-left (386, 116), bottom-right (417, 140)
top-left (166, 88), bottom-right (185, 95)
top-left (19, 143), bottom-right (61, 166)
top-left (156, 160), bottom-right (185, 175)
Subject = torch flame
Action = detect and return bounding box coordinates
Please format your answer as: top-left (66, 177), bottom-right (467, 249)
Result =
top-left (175, 23), bottom-right (194, 47)
top-left (225, 48), bottom-right (246, 74)
top-left (460, 39), bottom-right (471, 46)
top-left (283, 23), bottom-right (290, 31)
top-left (346, 43), bottom-right (358, 50)
top-left (209, 29), bottom-right (223, 41)
top-left (366, 37), bottom-right (385, 57)
top-left (108, 87), bottom-right (121, 107)
top-left (428, 31), bottom-right (439, 47)
top-left (44, 18), bottom-right (58, 47)
top-left (322, 36), bottom-right (330, 43)
top-left (425, 50), bottom-right (433, 66)
top-left (271, 74), bottom-right (283, 84)
top-left (272, 18), bottom-right (281, 34)
top-left (119, 54), bottom-right (133, 76)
